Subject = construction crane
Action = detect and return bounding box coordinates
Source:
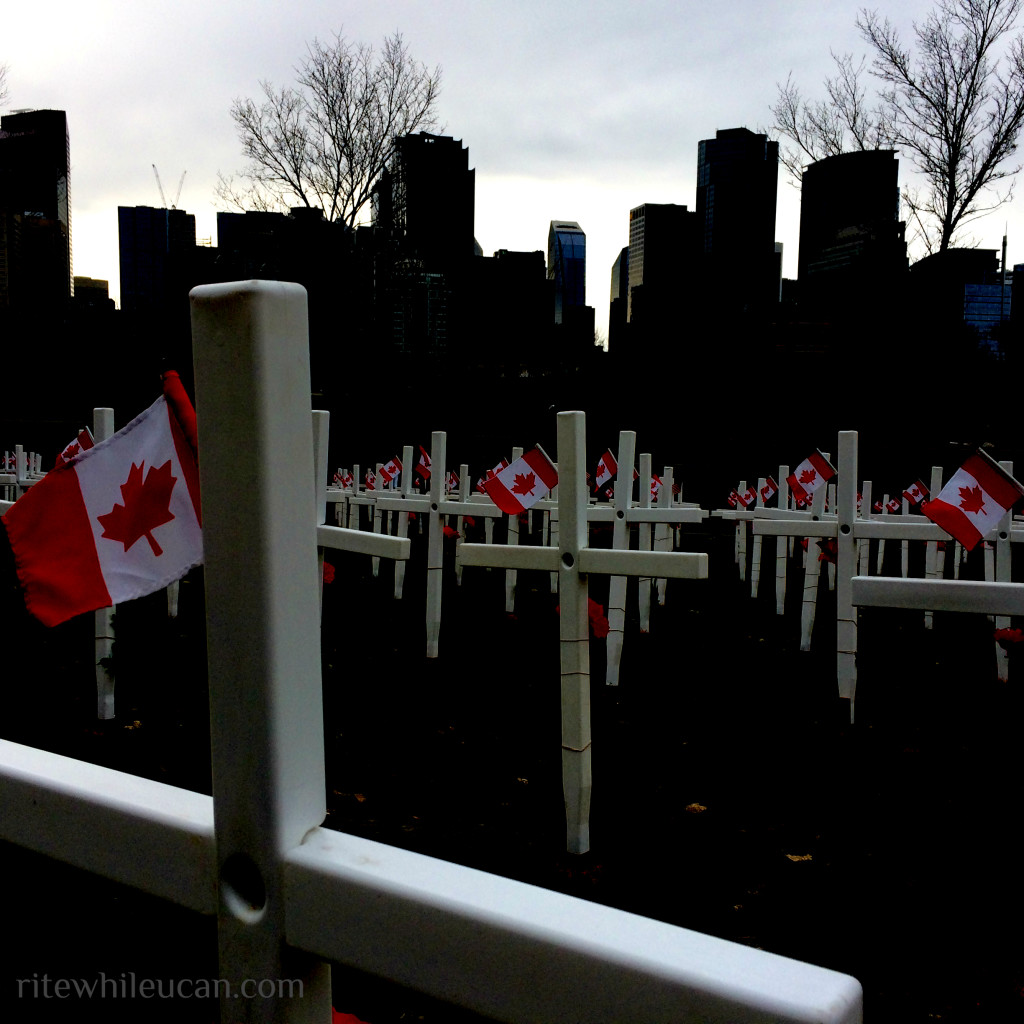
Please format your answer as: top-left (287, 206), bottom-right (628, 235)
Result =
top-left (152, 165), bottom-right (187, 209)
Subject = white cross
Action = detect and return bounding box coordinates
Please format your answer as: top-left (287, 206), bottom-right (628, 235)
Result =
top-left (595, 431), bottom-right (706, 684)
top-left (750, 432), bottom-right (997, 722)
top-left (372, 439), bottom-right (505, 656)
top-left (457, 414), bottom-right (708, 855)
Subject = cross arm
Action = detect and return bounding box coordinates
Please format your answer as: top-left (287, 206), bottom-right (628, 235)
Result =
top-left (438, 499), bottom-right (505, 518)
top-left (578, 548), bottom-right (708, 579)
top-left (753, 520), bottom-right (837, 538)
top-left (852, 520), bottom-right (947, 542)
top-left (851, 576), bottom-right (1024, 616)
top-left (317, 524), bottom-right (411, 560)
top-left (458, 542), bottom-right (560, 572)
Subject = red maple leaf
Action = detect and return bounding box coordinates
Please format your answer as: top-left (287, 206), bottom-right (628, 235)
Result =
top-left (97, 460), bottom-right (177, 556)
top-left (511, 470), bottom-right (537, 497)
top-left (799, 468), bottom-right (817, 485)
top-left (958, 484), bottom-right (986, 515)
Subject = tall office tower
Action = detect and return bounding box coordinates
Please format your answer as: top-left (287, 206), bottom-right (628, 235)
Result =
top-left (370, 133), bottom-right (477, 364)
top-left (797, 150), bottom-right (907, 320)
top-left (373, 132), bottom-right (476, 265)
top-left (548, 220), bottom-right (586, 324)
top-left (118, 205), bottom-right (197, 313)
top-left (608, 245), bottom-right (629, 351)
top-left (0, 109), bottom-right (72, 309)
top-left (626, 203), bottom-right (697, 325)
top-left (695, 127), bottom-right (779, 315)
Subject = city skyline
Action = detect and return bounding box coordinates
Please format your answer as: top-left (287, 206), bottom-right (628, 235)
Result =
top-left (7, 0), bottom-right (1021, 337)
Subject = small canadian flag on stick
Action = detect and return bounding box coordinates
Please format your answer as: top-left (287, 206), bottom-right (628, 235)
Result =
top-left (921, 450), bottom-right (1024, 551)
top-left (902, 479), bottom-right (929, 505)
top-left (3, 372), bottom-right (202, 627)
top-left (379, 455), bottom-right (402, 486)
top-left (55, 427), bottom-right (95, 468)
top-left (414, 445), bottom-right (431, 480)
top-left (786, 450), bottom-right (836, 505)
top-left (594, 449), bottom-right (617, 492)
top-left (483, 447), bottom-right (558, 515)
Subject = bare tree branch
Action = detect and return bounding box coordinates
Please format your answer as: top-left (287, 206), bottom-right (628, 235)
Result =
top-left (0, 63), bottom-right (9, 108)
top-left (772, 1), bottom-right (1024, 253)
top-left (857, 0), bottom-right (1024, 251)
top-left (217, 29), bottom-right (442, 228)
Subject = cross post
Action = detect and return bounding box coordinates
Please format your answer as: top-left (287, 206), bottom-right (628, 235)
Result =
top-left (458, 412), bottom-right (708, 854)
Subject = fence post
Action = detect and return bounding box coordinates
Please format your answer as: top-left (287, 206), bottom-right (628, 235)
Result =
top-left (191, 280), bottom-right (331, 1023)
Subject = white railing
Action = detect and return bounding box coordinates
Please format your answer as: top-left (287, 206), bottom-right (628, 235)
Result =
top-left (0, 280), bottom-right (862, 1023)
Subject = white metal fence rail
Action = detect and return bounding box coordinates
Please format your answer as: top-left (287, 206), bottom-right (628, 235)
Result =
top-left (0, 280), bottom-right (862, 1023)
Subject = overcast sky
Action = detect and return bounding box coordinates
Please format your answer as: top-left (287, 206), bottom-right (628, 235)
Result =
top-left (6, 0), bottom-right (1018, 336)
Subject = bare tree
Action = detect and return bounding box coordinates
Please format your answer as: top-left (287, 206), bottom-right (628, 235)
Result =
top-left (772, 0), bottom-right (1024, 253)
top-left (771, 53), bottom-right (892, 181)
top-left (0, 63), bottom-right (9, 108)
top-left (218, 30), bottom-right (442, 227)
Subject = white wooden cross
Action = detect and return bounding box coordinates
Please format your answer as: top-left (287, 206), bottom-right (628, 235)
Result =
top-left (457, 415), bottom-right (709, 854)
top-left (372, 441), bottom-right (503, 657)
top-left (596, 432), bottom-right (706, 684)
top-left (753, 432), bottom-right (961, 722)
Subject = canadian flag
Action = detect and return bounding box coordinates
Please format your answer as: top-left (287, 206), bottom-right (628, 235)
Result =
top-left (727, 490), bottom-right (739, 508)
top-left (594, 449), bottom-right (617, 492)
top-left (483, 447), bottom-right (558, 515)
top-left (445, 470), bottom-right (459, 494)
top-left (650, 474), bottom-right (664, 502)
top-left (55, 427), bottom-right (95, 468)
top-left (364, 469), bottom-right (376, 490)
top-left (885, 497), bottom-right (902, 514)
top-left (761, 476), bottom-right (779, 504)
top-left (476, 458), bottom-right (509, 494)
top-left (902, 479), bottom-right (929, 505)
top-left (786, 450), bottom-right (836, 505)
top-left (2, 372), bottom-right (202, 627)
top-left (379, 455), bottom-right (402, 486)
top-left (733, 485), bottom-right (755, 509)
top-left (921, 450), bottom-right (1024, 551)
top-left (415, 445), bottom-right (431, 480)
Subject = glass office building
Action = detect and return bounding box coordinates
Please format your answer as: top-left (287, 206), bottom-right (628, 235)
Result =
top-left (548, 221), bottom-right (586, 324)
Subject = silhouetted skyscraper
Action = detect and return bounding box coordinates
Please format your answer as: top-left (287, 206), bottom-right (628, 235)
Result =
top-left (626, 203), bottom-right (697, 324)
top-left (0, 109), bottom-right (72, 309)
top-left (118, 205), bottom-right (196, 314)
top-left (370, 133), bottom-right (477, 365)
top-left (373, 133), bottom-right (476, 266)
top-left (548, 220), bottom-right (586, 324)
top-left (797, 150), bottom-right (907, 320)
top-left (696, 127), bottom-right (779, 315)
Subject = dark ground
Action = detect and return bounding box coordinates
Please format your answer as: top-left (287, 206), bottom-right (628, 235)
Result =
top-left (1, 515), bottom-right (1022, 1023)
